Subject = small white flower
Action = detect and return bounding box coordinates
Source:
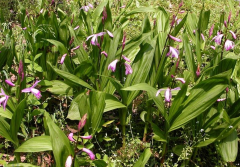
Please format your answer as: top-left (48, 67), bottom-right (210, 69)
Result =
top-left (229, 125), bottom-right (233, 129)
top-left (200, 129), bottom-right (204, 132)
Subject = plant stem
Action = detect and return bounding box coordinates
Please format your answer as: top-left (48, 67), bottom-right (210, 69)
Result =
top-left (14, 152), bottom-right (21, 163)
top-left (143, 100), bottom-right (152, 142)
top-left (120, 107), bottom-right (127, 147)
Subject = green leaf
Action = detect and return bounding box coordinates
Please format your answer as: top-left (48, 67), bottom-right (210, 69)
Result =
top-left (133, 148), bottom-right (152, 167)
top-left (93, 160), bottom-right (107, 167)
top-left (169, 71), bottom-right (230, 132)
top-left (4, 163), bottom-right (38, 167)
top-left (48, 62), bottom-right (94, 90)
top-left (125, 7), bottom-right (156, 16)
top-left (104, 94), bottom-right (126, 112)
top-left (216, 130), bottom-right (238, 162)
top-left (151, 123), bottom-right (167, 142)
top-left (44, 112), bottom-right (74, 167)
top-left (10, 98), bottom-right (27, 145)
top-left (45, 80), bottom-right (73, 95)
top-left (173, 145), bottom-right (185, 156)
top-left (0, 108), bottom-right (12, 119)
top-left (15, 136), bottom-right (52, 152)
top-left (0, 117), bottom-right (14, 143)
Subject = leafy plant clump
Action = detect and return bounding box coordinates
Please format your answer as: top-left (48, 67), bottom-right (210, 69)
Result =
top-left (0, 0), bottom-right (240, 166)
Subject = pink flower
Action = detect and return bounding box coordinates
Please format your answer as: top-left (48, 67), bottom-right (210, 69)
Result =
top-left (209, 24), bottom-right (214, 37)
top-left (156, 87), bottom-right (181, 102)
top-left (65, 155), bottom-right (73, 167)
top-left (120, 5), bottom-right (126, 8)
top-left (21, 80), bottom-right (42, 99)
top-left (68, 133), bottom-right (75, 142)
top-left (210, 46), bottom-right (216, 50)
top-left (22, 27), bottom-right (27, 30)
top-left (212, 32), bottom-right (224, 45)
top-left (18, 60), bottom-right (24, 82)
top-left (124, 63), bottom-right (133, 75)
top-left (78, 114), bottom-right (87, 131)
top-left (229, 30), bottom-right (237, 40)
top-left (224, 40), bottom-right (234, 51)
top-left (74, 26), bottom-right (79, 30)
top-left (169, 35), bottom-right (182, 42)
top-left (217, 98), bottom-right (226, 102)
top-left (167, 46), bottom-right (179, 59)
top-left (106, 30), bottom-right (113, 38)
top-left (179, 0), bottom-right (183, 8)
top-left (60, 54), bottom-right (67, 64)
top-left (101, 51), bottom-right (108, 57)
top-left (0, 88), bottom-right (9, 110)
top-left (224, 21), bottom-right (228, 28)
top-left (201, 34), bottom-right (205, 41)
top-left (80, 3), bottom-right (93, 12)
top-left (5, 80), bottom-right (15, 87)
top-left (108, 59), bottom-right (119, 72)
top-left (228, 11), bottom-right (231, 23)
top-left (122, 33), bottom-right (126, 50)
top-left (175, 78), bottom-right (185, 84)
top-left (122, 55), bottom-right (131, 62)
top-left (72, 46), bottom-right (80, 51)
top-left (80, 135), bottom-right (92, 139)
top-left (82, 148), bottom-right (95, 160)
top-left (86, 32), bottom-right (106, 46)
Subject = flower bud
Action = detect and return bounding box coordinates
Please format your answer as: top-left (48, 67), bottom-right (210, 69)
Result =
top-left (78, 114), bottom-right (87, 131)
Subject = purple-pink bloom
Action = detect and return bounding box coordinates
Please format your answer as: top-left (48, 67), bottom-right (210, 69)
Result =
top-left (82, 148), bottom-right (95, 160)
top-left (224, 40), bottom-right (234, 51)
top-left (0, 89), bottom-right (9, 111)
top-left (101, 51), bottom-right (108, 57)
top-left (80, 135), bottom-right (92, 139)
top-left (106, 30), bottom-right (113, 38)
top-left (108, 59), bottom-right (119, 72)
top-left (193, 30), bottom-right (196, 35)
top-left (228, 11), bottom-right (231, 23)
top-left (122, 33), bottom-right (126, 50)
top-left (210, 46), bottom-right (216, 50)
top-left (217, 98), bottom-right (226, 102)
top-left (176, 19), bottom-right (182, 25)
top-left (224, 20), bottom-right (227, 28)
top-left (124, 63), bottom-right (133, 75)
top-left (212, 32), bottom-right (224, 45)
top-left (21, 80), bottom-right (42, 99)
top-left (72, 46), bottom-right (80, 51)
top-left (196, 64), bottom-right (201, 77)
top-left (60, 54), bottom-right (67, 64)
top-left (120, 5), bottom-right (126, 8)
top-left (65, 155), bottom-right (73, 167)
top-left (5, 80), bottom-right (15, 87)
top-left (68, 133), bottom-right (75, 142)
top-left (122, 55), bottom-right (131, 62)
top-left (167, 46), bottom-right (179, 59)
top-left (229, 30), bottom-right (237, 40)
top-left (201, 33), bottom-right (205, 41)
top-left (74, 26), bottom-right (79, 30)
top-left (80, 3), bottom-right (93, 12)
top-left (156, 87), bottom-right (181, 102)
top-left (22, 27), bottom-right (27, 30)
top-left (175, 78), bottom-right (185, 84)
top-left (86, 32), bottom-right (106, 46)
top-left (209, 24), bottom-right (214, 37)
top-left (169, 35), bottom-right (182, 42)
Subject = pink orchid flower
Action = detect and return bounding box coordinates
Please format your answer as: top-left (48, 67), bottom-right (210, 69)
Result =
top-left (124, 63), bottom-right (133, 75)
top-left (18, 60), bottom-right (24, 82)
top-left (108, 59), bottom-right (119, 72)
top-left (175, 78), bottom-right (186, 84)
top-left (22, 80), bottom-right (42, 99)
top-left (68, 133), bottom-right (75, 142)
top-left (167, 46), bottom-right (179, 59)
top-left (101, 51), bottom-right (108, 57)
top-left (212, 32), bottom-right (224, 45)
top-left (86, 32), bottom-right (106, 46)
top-left (82, 148), bottom-right (95, 160)
top-left (209, 24), bottom-right (214, 37)
top-left (229, 30), bottom-right (237, 40)
top-left (210, 46), bottom-right (216, 50)
top-left (65, 155), bottom-right (73, 167)
top-left (169, 35), bottom-right (182, 42)
top-left (122, 55), bottom-right (131, 62)
top-left (80, 3), bottom-right (93, 12)
top-left (217, 98), bottom-right (226, 102)
top-left (156, 87), bottom-right (181, 102)
top-left (60, 54), bottom-right (67, 64)
top-left (5, 80), bottom-right (15, 87)
top-left (0, 88), bottom-right (9, 110)
top-left (224, 40), bottom-right (234, 51)
top-left (80, 135), bottom-right (92, 139)
top-left (78, 114), bottom-right (87, 131)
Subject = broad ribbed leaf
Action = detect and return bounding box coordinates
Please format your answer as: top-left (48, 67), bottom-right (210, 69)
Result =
top-left (169, 71), bottom-right (230, 132)
top-left (15, 136), bottom-right (52, 152)
top-left (44, 112), bottom-right (74, 167)
top-left (48, 63), bottom-right (94, 90)
top-left (0, 108), bottom-right (12, 119)
top-left (151, 123), bottom-right (167, 142)
top-left (125, 7), bottom-right (156, 16)
top-left (10, 98), bottom-right (27, 145)
top-left (104, 94), bottom-right (126, 112)
top-left (133, 148), bottom-right (152, 167)
top-left (0, 117), bottom-right (14, 143)
top-left (45, 80), bottom-right (73, 95)
top-left (217, 130), bottom-right (238, 162)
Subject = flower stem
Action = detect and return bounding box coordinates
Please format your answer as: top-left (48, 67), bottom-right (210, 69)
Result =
top-left (143, 100), bottom-right (152, 142)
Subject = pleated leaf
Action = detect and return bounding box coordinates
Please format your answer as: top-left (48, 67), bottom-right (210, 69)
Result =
top-left (133, 148), bottom-right (152, 167)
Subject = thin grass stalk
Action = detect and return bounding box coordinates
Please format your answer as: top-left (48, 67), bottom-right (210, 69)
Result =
top-left (143, 99), bottom-right (152, 142)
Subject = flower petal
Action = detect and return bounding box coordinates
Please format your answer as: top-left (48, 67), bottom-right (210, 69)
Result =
top-left (82, 148), bottom-right (95, 160)
top-left (5, 80), bottom-right (15, 87)
top-left (175, 78), bottom-right (185, 84)
top-left (156, 89), bottom-right (165, 97)
top-left (21, 88), bottom-right (32, 93)
top-left (68, 133), bottom-right (75, 142)
top-left (169, 35), bottom-right (182, 42)
top-left (80, 135), bottom-right (92, 139)
top-left (122, 55), bottom-right (131, 62)
top-left (60, 54), bottom-right (67, 64)
top-left (108, 59), bottom-right (119, 72)
top-left (65, 155), bottom-right (73, 167)
top-left (106, 30), bottom-right (113, 38)
top-left (124, 63), bottom-right (133, 75)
